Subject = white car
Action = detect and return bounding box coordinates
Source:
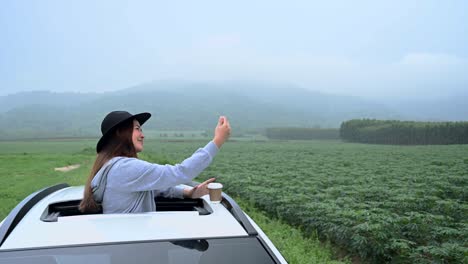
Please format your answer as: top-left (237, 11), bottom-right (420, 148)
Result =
top-left (0, 183), bottom-right (287, 264)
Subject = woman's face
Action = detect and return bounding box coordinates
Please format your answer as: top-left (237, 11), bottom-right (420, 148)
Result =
top-left (132, 119), bottom-right (145, 153)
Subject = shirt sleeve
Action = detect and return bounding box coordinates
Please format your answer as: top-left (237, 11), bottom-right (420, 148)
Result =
top-left (109, 141), bottom-right (219, 192)
top-left (154, 185), bottom-right (186, 199)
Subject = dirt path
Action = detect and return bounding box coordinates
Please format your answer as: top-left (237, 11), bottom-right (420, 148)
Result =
top-left (54, 164), bottom-right (80, 172)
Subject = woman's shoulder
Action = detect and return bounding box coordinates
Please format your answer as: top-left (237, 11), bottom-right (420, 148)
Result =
top-left (112, 156), bottom-right (153, 170)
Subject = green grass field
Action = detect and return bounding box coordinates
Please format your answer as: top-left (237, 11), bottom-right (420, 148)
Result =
top-left (1, 139), bottom-right (466, 263)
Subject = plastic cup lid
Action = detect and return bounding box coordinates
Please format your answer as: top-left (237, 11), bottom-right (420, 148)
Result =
top-left (207, 183), bottom-right (223, 189)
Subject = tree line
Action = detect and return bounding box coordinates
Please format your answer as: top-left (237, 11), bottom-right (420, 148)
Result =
top-left (264, 127), bottom-right (340, 140)
top-left (340, 119), bottom-right (468, 145)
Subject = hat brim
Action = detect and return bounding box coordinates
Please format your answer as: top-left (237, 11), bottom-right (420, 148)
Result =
top-left (96, 112), bottom-right (151, 153)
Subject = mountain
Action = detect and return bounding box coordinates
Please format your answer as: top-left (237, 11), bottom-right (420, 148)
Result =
top-left (0, 80), bottom-right (465, 140)
top-left (0, 91), bottom-right (101, 112)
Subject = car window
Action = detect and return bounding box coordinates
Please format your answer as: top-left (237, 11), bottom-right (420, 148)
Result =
top-left (0, 237), bottom-right (276, 264)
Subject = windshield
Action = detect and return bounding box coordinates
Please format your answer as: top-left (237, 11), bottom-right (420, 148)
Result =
top-left (0, 237), bottom-right (276, 264)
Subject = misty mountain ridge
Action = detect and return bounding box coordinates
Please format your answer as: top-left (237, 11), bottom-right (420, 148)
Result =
top-left (0, 90), bottom-right (101, 112)
top-left (0, 80), bottom-right (466, 139)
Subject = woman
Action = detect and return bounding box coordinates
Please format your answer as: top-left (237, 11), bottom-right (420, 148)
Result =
top-left (79, 110), bottom-right (231, 213)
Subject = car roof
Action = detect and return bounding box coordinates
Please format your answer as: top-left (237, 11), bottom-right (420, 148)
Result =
top-left (0, 185), bottom-right (250, 250)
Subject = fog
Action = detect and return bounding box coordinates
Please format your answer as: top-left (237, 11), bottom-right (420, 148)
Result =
top-left (1, 1), bottom-right (467, 101)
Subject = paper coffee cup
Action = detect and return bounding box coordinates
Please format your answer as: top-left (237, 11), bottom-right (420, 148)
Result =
top-left (207, 183), bottom-right (223, 203)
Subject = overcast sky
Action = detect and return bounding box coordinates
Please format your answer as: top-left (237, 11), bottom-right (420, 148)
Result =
top-left (1, 0), bottom-right (467, 99)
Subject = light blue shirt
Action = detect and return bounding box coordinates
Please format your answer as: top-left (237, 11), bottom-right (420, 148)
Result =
top-left (91, 141), bottom-right (219, 213)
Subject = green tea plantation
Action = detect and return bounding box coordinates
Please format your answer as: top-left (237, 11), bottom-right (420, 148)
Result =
top-left (146, 140), bottom-right (468, 263)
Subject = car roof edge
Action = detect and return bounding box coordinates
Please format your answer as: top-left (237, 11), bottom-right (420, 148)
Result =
top-left (0, 183), bottom-right (69, 247)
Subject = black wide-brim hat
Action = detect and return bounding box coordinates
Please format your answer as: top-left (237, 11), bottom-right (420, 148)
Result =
top-left (96, 111), bottom-right (151, 153)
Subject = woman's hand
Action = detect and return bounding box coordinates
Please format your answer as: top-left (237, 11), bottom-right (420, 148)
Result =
top-left (184, 178), bottom-right (216, 199)
top-left (213, 116), bottom-right (231, 148)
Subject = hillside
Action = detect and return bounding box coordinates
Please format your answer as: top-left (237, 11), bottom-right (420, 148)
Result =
top-left (0, 81), bottom-right (464, 140)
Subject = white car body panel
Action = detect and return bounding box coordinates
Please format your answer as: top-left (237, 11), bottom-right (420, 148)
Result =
top-left (0, 184), bottom-right (288, 263)
top-left (1, 186), bottom-right (247, 249)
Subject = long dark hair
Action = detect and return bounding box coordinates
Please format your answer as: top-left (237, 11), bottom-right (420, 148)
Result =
top-left (79, 119), bottom-right (137, 213)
